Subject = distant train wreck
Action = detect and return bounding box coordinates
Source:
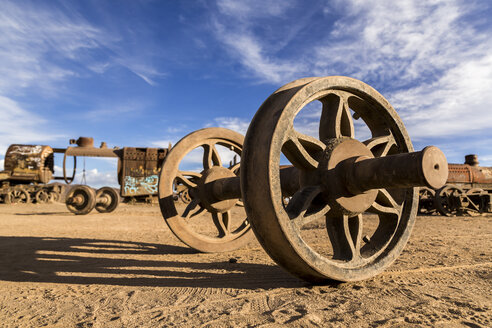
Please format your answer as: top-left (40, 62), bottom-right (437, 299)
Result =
top-left (419, 155), bottom-right (492, 216)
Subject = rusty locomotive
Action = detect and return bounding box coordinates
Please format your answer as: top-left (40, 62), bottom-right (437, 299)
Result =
top-left (419, 154), bottom-right (492, 216)
top-left (0, 137), bottom-right (170, 214)
top-left (0, 144), bottom-right (64, 204)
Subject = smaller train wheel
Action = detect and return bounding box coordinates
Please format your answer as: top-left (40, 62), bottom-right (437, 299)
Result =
top-left (178, 187), bottom-right (192, 204)
top-left (6, 189), bottom-right (31, 204)
top-left (435, 184), bottom-right (463, 216)
top-left (35, 189), bottom-right (50, 204)
top-left (66, 186), bottom-right (96, 215)
top-left (418, 187), bottom-right (437, 215)
top-left (158, 127), bottom-right (254, 253)
top-left (95, 187), bottom-right (120, 213)
top-left (48, 191), bottom-right (60, 203)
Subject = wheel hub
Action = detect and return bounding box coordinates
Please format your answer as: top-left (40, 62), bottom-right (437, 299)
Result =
top-left (198, 166), bottom-right (238, 213)
top-left (314, 138), bottom-right (378, 216)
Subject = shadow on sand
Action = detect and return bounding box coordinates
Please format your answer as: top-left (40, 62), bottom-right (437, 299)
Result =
top-left (0, 236), bottom-right (308, 289)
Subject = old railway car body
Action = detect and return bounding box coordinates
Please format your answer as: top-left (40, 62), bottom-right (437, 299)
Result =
top-left (0, 137), bottom-right (169, 205)
top-left (419, 155), bottom-right (492, 216)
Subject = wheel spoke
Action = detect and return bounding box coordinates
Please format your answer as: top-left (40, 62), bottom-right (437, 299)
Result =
top-left (203, 143), bottom-right (222, 169)
top-left (367, 189), bottom-right (401, 217)
top-left (287, 186), bottom-right (330, 228)
top-left (463, 194), bottom-right (480, 211)
top-left (363, 131), bottom-right (397, 157)
top-left (326, 214), bottom-right (363, 261)
top-left (182, 198), bottom-right (200, 218)
top-left (229, 162), bottom-right (240, 173)
top-left (282, 129), bottom-right (325, 171)
top-left (176, 171), bottom-right (202, 189)
top-left (212, 211), bottom-right (231, 237)
top-left (319, 92), bottom-right (355, 140)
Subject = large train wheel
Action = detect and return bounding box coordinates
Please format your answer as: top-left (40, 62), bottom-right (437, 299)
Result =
top-left (241, 76), bottom-right (419, 283)
top-left (66, 185), bottom-right (96, 215)
top-left (6, 189), bottom-right (31, 204)
top-left (435, 184), bottom-right (463, 216)
top-left (95, 187), bottom-right (119, 213)
top-left (158, 128), bottom-right (254, 253)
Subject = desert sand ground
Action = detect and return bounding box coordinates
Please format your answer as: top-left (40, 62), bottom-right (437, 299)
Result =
top-left (0, 202), bottom-right (490, 327)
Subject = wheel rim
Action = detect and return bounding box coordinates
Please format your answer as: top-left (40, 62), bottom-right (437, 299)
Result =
top-left (435, 185), bottom-right (463, 216)
top-left (158, 127), bottom-right (254, 253)
top-left (9, 189), bottom-right (30, 204)
top-left (463, 188), bottom-right (487, 216)
top-left (95, 187), bottom-right (119, 213)
top-left (418, 187), bottom-right (436, 215)
top-left (242, 76), bottom-right (418, 282)
top-left (66, 186), bottom-right (96, 215)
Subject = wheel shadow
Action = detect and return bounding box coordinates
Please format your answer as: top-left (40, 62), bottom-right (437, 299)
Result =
top-left (15, 212), bottom-right (70, 216)
top-left (0, 236), bottom-right (306, 289)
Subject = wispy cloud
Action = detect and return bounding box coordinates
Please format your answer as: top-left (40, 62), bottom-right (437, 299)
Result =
top-left (206, 117), bottom-right (250, 135)
top-left (210, 0), bottom-right (492, 153)
top-left (0, 95), bottom-right (62, 154)
top-left (0, 1), bottom-right (166, 157)
top-left (211, 0), bottom-right (309, 83)
top-left (72, 168), bottom-right (119, 188)
top-left (0, 1), bottom-right (106, 95)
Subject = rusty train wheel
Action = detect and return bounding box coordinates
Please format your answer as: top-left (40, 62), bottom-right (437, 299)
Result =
top-left (418, 187), bottom-right (437, 215)
top-left (241, 76), bottom-right (418, 282)
top-left (158, 128), bottom-right (254, 253)
top-left (35, 189), bottom-right (50, 204)
top-left (435, 184), bottom-right (463, 216)
top-left (66, 185), bottom-right (96, 215)
top-left (176, 184), bottom-right (192, 204)
top-left (95, 187), bottom-right (120, 213)
top-left (7, 189), bottom-right (31, 204)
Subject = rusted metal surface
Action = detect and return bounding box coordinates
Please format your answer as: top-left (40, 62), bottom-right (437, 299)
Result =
top-left (158, 128), bottom-right (254, 253)
top-left (0, 144), bottom-right (64, 204)
top-left (55, 137), bottom-right (169, 201)
top-left (65, 185), bottom-right (119, 215)
top-left (419, 154), bottom-right (492, 216)
top-left (1, 136), bottom-right (169, 207)
top-left (159, 76), bottom-right (448, 284)
top-left (4, 144), bottom-right (54, 183)
top-left (119, 147), bottom-right (167, 197)
top-left (447, 163), bottom-right (492, 186)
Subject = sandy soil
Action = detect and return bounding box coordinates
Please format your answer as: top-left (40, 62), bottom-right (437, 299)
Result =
top-left (0, 202), bottom-right (490, 327)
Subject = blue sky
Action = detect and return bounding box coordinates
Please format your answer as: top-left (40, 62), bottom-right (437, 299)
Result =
top-left (0, 0), bottom-right (491, 187)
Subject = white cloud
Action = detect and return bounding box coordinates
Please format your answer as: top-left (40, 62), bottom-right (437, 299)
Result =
top-left (392, 54), bottom-right (492, 139)
top-left (210, 0), bottom-right (492, 144)
top-left (211, 0), bottom-right (308, 83)
top-left (150, 139), bottom-right (176, 149)
top-left (73, 168), bottom-right (118, 188)
top-left (216, 0), bottom-right (292, 20)
top-left (0, 95), bottom-right (62, 155)
top-left (0, 1), bottom-right (167, 163)
top-left (0, 1), bottom-right (162, 97)
top-left (0, 2), bottom-right (105, 95)
top-left (206, 117), bottom-right (250, 135)
top-left (212, 22), bottom-right (303, 84)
